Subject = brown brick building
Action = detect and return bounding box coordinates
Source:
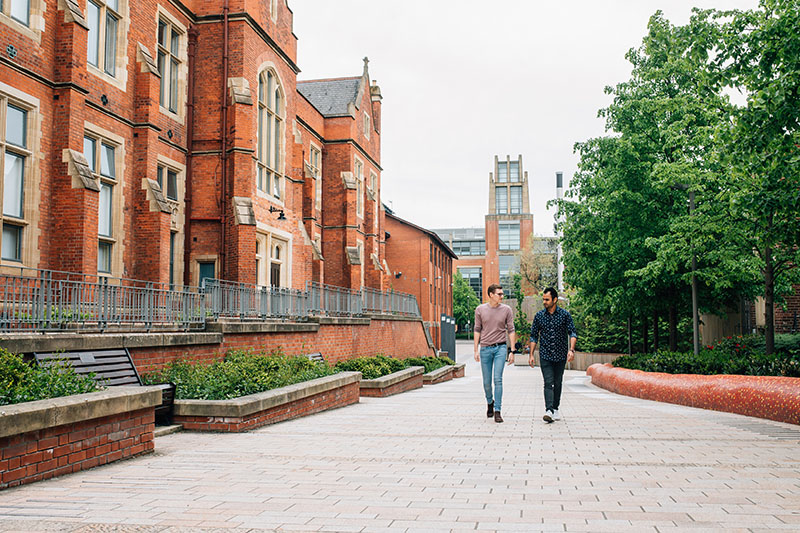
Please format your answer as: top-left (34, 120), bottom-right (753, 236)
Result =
top-left (434, 155), bottom-right (555, 302)
top-left (0, 0), bottom-right (389, 291)
top-left (384, 211), bottom-right (455, 350)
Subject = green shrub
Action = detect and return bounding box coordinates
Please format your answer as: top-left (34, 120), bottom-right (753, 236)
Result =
top-left (612, 334), bottom-right (800, 377)
top-left (402, 356), bottom-right (453, 373)
top-left (334, 355), bottom-right (405, 379)
top-left (141, 349), bottom-right (336, 400)
top-left (0, 349), bottom-right (99, 406)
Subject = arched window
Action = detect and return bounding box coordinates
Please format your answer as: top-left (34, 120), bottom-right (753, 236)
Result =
top-left (257, 70), bottom-right (283, 199)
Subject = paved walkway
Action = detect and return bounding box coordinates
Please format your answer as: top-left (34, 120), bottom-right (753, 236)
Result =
top-left (1, 341), bottom-right (800, 533)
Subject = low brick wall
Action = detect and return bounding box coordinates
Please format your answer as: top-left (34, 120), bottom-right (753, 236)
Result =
top-left (0, 387), bottom-right (161, 490)
top-left (423, 365), bottom-right (454, 385)
top-left (453, 363), bottom-right (466, 378)
top-left (587, 363), bottom-right (800, 425)
top-left (173, 372), bottom-right (361, 432)
top-left (360, 366), bottom-right (424, 397)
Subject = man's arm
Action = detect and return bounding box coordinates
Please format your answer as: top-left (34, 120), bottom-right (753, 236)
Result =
top-left (473, 331), bottom-right (481, 362)
top-left (473, 306), bottom-right (482, 362)
top-left (566, 311), bottom-right (578, 362)
top-left (528, 314), bottom-right (539, 367)
top-left (507, 331), bottom-right (516, 365)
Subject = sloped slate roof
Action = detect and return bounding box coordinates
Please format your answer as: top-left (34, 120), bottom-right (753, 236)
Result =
top-left (297, 78), bottom-right (361, 116)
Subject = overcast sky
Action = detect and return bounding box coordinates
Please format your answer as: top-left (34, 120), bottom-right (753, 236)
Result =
top-left (290, 0), bottom-right (758, 236)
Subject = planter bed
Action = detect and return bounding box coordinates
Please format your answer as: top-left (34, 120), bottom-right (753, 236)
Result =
top-left (173, 372), bottom-right (361, 432)
top-left (0, 387), bottom-right (161, 490)
top-left (423, 365), bottom-right (455, 385)
top-left (587, 363), bottom-right (800, 425)
top-left (359, 366), bottom-right (424, 397)
top-left (452, 363), bottom-right (466, 378)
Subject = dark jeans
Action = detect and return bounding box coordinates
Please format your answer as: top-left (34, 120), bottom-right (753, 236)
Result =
top-left (540, 359), bottom-right (567, 411)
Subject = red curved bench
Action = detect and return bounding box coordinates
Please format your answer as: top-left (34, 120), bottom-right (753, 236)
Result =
top-left (586, 363), bottom-right (800, 425)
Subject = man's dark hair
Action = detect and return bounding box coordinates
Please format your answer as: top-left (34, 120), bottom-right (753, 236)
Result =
top-left (543, 287), bottom-right (558, 299)
top-left (487, 283), bottom-right (503, 296)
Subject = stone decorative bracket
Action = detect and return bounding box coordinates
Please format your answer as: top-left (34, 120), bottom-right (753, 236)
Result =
top-left (311, 240), bottom-right (323, 261)
top-left (341, 171), bottom-right (356, 190)
top-left (57, 0), bottom-right (88, 29)
top-left (304, 161), bottom-right (315, 179)
top-left (293, 119), bottom-right (303, 144)
top-left (62, 149), bottom-right (99, 191)
top-left (232, 196), bottom-right (255, 225)
top-left (366, 187), bottom-right (376, 201)
top-left (298, 221), bottom-right (323, 261)
top-left (346, 246), bottom-right (361, 265)
top-left (142, 178), bottom-right (171, 213)
top-left (371, 252), bottom-right (383, 271)
top-left (136, 43), bottom-right (160, 75)
top-left (228, 77), bottom-right (253, 105)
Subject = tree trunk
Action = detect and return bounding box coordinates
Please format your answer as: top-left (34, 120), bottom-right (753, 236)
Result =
top-left (627, 316), bottom-right (633, 356)
top-left (653, 310), bottom-right (660, 351)
top-left (642, 315), bottom-right (648, 353)
top-left (764, 248), bottom-right (775, 355)
top-left (668, 305), bottom-right (678, 351)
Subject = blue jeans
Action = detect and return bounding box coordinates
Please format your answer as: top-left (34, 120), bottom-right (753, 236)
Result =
top-left (540, 359), bottom-right (566, 411)
top-left (480, 344), bottom-right (507, 412)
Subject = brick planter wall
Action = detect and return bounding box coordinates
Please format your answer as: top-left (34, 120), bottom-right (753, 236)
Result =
top-left (423, 365), bottom-right (455, 385)
top-left (453, 363), bottom-right (466, 378)
top-left (587, 363), bottom-right (800, 425)
top-left (359, 366), bottom-right (424, 398)
top-left (173, 372), bottom-right (361, 432)
top-left (1, 388), bottom-right (161, 490)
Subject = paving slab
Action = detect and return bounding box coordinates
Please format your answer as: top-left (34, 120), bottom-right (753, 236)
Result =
top-left (1, 340), bottom-right (799, 532)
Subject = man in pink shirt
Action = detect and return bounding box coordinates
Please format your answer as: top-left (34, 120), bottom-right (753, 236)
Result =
top-left (473, 283), bottom-right (516, 423)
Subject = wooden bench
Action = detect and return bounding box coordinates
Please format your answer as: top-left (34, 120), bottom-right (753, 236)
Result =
top-left (34, 349), bottom-right (176, 426)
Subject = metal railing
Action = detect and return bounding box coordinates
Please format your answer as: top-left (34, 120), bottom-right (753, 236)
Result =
top-left (306, 281), bottom-right (363, 317)
top-left (0, 267), bottom-right (205, 332)
top-left (203, 278), bottom-right (308, 320)
top-left (361, 287), bottom-right (420, 317)
top-left (0, 266), bottom-right (421, 333)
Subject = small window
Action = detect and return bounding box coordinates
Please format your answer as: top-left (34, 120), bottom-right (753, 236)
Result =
top-left (354, 159), bottom-right (363, 217)
top-left (87, 0), bottom-right (120, 77)
top-left (495, 186), bottom-right (508, 214)
top-left (157, 19), bottom-right (182, 113)
top-left (497, 161), bottom-right (508, 183)
top-left (309, 145), bottom-right (321, 210)
top-left (85, 133), bottom-right (119, 274)
top-left (363, 112), bottom-right (370, 140)
top-left (157, 164), bottom-right (178, 200)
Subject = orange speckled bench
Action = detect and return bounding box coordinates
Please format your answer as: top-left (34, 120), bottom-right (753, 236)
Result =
top-left (586, 363), bottom-right (800, 425)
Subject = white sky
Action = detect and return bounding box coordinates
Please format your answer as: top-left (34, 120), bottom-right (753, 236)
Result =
top-left (290, 0), bottom-right (758, 236)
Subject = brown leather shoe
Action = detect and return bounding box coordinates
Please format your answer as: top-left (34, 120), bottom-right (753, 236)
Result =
top-left (494, 411), bottom-right (503, 423)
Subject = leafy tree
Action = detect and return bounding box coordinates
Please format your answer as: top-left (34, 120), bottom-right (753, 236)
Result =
top-left (510, 273), bottom-right (530, 347)
top-left (452, 270), bottom-right (479, 331)
top-left (516, 235), bottom-right (558, 294)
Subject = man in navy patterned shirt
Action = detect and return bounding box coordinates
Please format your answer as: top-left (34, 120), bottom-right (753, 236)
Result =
top-left (529, 287), bottom-right (577, 423)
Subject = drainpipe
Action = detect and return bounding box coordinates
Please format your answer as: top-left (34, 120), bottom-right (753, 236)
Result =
top-left (184, 27), bottom-right (197, 286)
top-left (219, 0), bottom-right (230, 278)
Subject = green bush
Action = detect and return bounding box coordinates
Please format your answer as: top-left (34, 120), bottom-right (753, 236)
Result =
top-left (141, 349), bottom-right (336, 400)
top-left (333, 354), bottom-right (454, 379)
top-left (334, 355), bottom-right (405, 380)
top-left (0, 348), bottom-right (99, 406)
top-left (612, 334), bottom-right (800, 377)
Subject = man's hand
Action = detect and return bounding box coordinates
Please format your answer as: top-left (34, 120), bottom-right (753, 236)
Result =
top-left (528, 353), bottom-right (535, 367)
top-left (506, 350), bottom-right (514, 365)
top-left (474, 350), bottom-right (480, 362)
top-left (567, 349), bottom-right (575, 362)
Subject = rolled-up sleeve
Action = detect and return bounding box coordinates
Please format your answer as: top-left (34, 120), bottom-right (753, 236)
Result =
top-left (530, 314), bottom-right (540, 343)
top-left (566, 312), bottom-right (577, 339)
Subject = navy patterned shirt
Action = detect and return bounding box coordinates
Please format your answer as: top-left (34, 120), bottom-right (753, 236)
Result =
top-left (530, 306), bottom-right (578, 362)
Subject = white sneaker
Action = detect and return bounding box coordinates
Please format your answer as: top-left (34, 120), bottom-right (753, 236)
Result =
top-left (543, 410), bottom-right (554, 423)
top-left (552, 409), bottom-right (562, 421)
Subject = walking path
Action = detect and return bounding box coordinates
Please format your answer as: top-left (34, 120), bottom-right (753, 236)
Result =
top-left (1, 340), bottom-right (799, 532)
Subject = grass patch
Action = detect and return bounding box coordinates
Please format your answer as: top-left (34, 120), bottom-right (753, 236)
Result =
top-left (334, 355), bottom-right (453, 379)
top-left (141, 349), bottom-right (336, 400)
top-left (0, 348), bottom-right (99, 406)
top-left (612, 334), bottom-right (800, 377)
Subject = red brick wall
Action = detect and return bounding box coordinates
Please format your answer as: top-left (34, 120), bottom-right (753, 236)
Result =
top-left (360, 373), bottom-right (423, 398)
top-left (1, 408), bottom-right (154, 490)
top-left (129, 317), bottom-right (434, 373)
top-left (175, 380), bottom-right (359, 432)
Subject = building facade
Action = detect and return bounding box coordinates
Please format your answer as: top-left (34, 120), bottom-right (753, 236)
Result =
top-left (384, 211), bottom-right (455, 350)
top-left (0, 0), bottom-right (389, 292)
top-left (434, 155), bottom-right (557, 302)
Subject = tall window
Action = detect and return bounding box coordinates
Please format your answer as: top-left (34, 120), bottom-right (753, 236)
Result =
top-left (509, 161), bottom-right (520, 181)
top-left (169, 231), bottom-right (176, 289)
top-left (370, 171), bottom-right (378, 230)
top-left (157, 19), bottom-right (181, 113)
top-left (354, 158), bottom-right (363, 217)
top-left (1, 0), bottom-right (29, 25)
top-left (458, 267), bottom-right (482, 299)
top-left (498, 222), bottom-right (520, 251)
top-left (84, 134), bottom-right (117, 273)
top-left (510, 186), bottom-right (522, 214)
top-left (497, 161), bottom-right (508, 183)
top-left (309, 145), bottom-right (321, 210)
top-left (157, 164), bottom-right (178, 200)
top-left (257, 70), bottom-right (283, 199)
top-left (499, 255), bottom-right (518, 285)
top-left (363, 112), bottom-right (370, 140)
top-left (2, 103), bottom-right (28, 262)
top-left (495, 186), bottom-right (507, 214)
top-left (256, 232), bottom-right (287, 287)
top-left (87, 0), bottom-right (119, 77)
top-left (270, 239), bottom-right (285, 287)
